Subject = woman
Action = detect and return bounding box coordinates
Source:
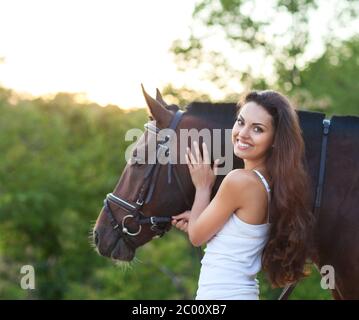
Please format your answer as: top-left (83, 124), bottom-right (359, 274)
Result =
top-left (172, 90), bottom-right (314, 300)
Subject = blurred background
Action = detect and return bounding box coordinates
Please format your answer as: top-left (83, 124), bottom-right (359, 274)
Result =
top-left (1, 0), bottom-right (358, 299)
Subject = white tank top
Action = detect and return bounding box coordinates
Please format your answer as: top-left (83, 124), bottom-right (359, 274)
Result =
top-left (195, 170), bottom-right (271, 300)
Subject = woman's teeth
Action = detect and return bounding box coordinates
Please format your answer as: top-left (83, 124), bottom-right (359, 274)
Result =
top-left (239, 143), bottom-right (249, 147)
top-left (236, 140), bottom-right (251, 150)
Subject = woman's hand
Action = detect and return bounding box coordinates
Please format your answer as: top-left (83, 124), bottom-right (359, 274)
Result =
top-left (171, 211), bottom-right (191, 233)
top-left (186, 141), bottom-right (220, 191)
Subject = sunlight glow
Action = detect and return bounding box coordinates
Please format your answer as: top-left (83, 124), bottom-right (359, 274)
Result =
top-left (0, 0), bottom-right (356, 109)
top-left (0, 0), bottom-right (196, 108)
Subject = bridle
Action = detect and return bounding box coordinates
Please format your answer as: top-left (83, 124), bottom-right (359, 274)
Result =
top-left (102, 110), bottom-right (192, 246)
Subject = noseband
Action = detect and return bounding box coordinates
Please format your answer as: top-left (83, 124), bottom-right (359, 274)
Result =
top-left (103, 110), bottom-right (192, 245)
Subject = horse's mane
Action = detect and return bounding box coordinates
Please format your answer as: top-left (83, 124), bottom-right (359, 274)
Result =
top-left (185, 102), bottom-right (239, 126)
top-left (184, 103), bottom-right (329, 131)
top-left (330, 115), bottom-right (359, 166)
top-left (331, 114), bottom-right (359, 136)
top-left (297, 111), bottom-right (359, 145)
top-left (297, 110), bottom-right (326, 138)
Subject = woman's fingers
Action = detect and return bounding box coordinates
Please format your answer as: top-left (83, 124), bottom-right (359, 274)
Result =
top-left (172, 211), bottom-right (190, 220)
top-left (186, 146), bottom-right (197, 165)
top-left (176, 220), bottom-right (185, 228)
top-left (193, 141), bottom-right (202, 163)
top-left (187, 141), bottom-right (205, 166)
top-left (180, 222), bottom-right (188, 232)
top-left (178, 221), bottom-right (188, 232)
top-left (202, 142), bottom-right (211, 165)
top-left (185, 152), bottom-right (193, 170)
top-left (172, 219), bottom-right (188, 232)
top-left (172, 210), bottom-right (190, 233)
top-left (213, 159), bottom-right (221, 175)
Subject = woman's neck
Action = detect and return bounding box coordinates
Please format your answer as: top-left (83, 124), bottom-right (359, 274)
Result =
top-left (243, 159), bottom-right (266, 171)
top-left (244, 160), bottom-right (270, 180)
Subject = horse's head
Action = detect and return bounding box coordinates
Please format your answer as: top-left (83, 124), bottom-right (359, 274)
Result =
top-left (93, 86), bottom-right (196, 261)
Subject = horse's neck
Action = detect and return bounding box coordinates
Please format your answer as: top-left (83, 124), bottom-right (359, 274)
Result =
top-left (190, 118), bottom-right (243, 196)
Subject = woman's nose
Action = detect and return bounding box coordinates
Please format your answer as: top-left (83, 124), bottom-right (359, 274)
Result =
top-left (238, 127), bottom-right (250, 139)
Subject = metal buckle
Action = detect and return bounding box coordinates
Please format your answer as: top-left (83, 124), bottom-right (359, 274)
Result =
top-left (136, 199), bottom-right (144, 206)
top-left (150, 217), bottom-right (159, 232)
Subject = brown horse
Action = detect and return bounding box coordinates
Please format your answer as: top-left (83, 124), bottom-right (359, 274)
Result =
top-left (93, 87), bottom-right (359, 299)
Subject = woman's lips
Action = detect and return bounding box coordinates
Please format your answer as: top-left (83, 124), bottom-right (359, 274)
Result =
top-left (235, 139), bottom-right (253, 150)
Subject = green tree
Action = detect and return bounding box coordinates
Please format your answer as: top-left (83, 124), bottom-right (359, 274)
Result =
top-left (293, 36), bottom-right (359, 115)
top-left (171, 0), bottom-right (359, 98)
top-left (0, 90), bottom-right (200, 299)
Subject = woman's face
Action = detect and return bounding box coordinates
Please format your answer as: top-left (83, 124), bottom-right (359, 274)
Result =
top-left (232, 101), bottom-right (275, 162)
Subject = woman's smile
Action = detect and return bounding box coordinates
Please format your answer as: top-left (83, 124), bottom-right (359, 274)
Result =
top-left (235, 138), bottom-right (253, 151)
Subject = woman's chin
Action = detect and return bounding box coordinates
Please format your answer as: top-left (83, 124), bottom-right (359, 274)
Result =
top-left (234, 148), bottom-right (249, 159)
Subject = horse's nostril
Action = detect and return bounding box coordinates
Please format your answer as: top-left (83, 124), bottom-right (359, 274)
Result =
top-left (94, 230), bottom-right (99, 247)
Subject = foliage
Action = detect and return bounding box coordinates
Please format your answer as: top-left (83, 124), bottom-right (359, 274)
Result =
top-left (292, 36), bottom-right (359, 115)
top-left (170, 0), bottom-right (359, 113)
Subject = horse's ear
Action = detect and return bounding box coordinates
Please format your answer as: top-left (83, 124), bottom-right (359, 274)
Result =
top-left (141, 84), bottom-right (172, 128)
top-left (156, 88), bottom-right (168, 107)
top-left (156, 88), bottom-right (180, 112)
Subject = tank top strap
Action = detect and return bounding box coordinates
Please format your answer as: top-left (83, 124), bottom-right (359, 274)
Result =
top-left (252, 169), bottom-right (271, 223)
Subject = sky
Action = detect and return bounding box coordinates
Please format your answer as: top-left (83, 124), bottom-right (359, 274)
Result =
top-left (0, 0), bottom-right (198, 108)
top-left (0, 0), bottom-right (357, 109)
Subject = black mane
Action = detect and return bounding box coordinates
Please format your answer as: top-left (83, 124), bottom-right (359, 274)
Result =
top-left (185, 102), bottom-right (239, 126)
top-left (331, 114), bottom-right (359, 136)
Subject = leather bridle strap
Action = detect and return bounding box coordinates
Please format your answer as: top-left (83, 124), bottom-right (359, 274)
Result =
top-left (278, 118), bottom-right (331, 300)
top-left (143, 110), bottom-right (185, 205)
top-left (314, 119), bottom-right (331, 209)
top-left (103, 110), bottom-right (189, 238)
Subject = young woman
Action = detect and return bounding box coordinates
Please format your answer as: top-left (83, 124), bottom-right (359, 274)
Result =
top-left (172, 90), bottom-right (314, 300)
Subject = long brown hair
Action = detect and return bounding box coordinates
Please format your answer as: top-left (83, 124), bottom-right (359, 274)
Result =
top-left (238, 90), bottom-right (315, 288)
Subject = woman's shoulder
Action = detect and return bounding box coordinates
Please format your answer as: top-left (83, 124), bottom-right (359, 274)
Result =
top-left (225, 169), bottom-right (262, 188)
top-left (222, 169), bottom-right (267, 199)
top-left (227, 170), bottom-right (270, 224)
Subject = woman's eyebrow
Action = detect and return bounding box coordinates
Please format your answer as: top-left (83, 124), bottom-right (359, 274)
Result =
top-left (238, 114), bottom-right (268, 128)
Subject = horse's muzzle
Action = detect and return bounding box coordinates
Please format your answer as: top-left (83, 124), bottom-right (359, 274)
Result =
top-left (93, 230), bottom-right (99, 247)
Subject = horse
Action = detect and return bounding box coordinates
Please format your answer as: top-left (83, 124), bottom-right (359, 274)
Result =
top-left (93, 86), bottom-right (359, 299)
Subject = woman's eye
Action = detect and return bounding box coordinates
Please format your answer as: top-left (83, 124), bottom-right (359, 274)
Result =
top-left (237, 119), bottom-right (244, 126)
top-left (254, 127), bottom-right (263, 133)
